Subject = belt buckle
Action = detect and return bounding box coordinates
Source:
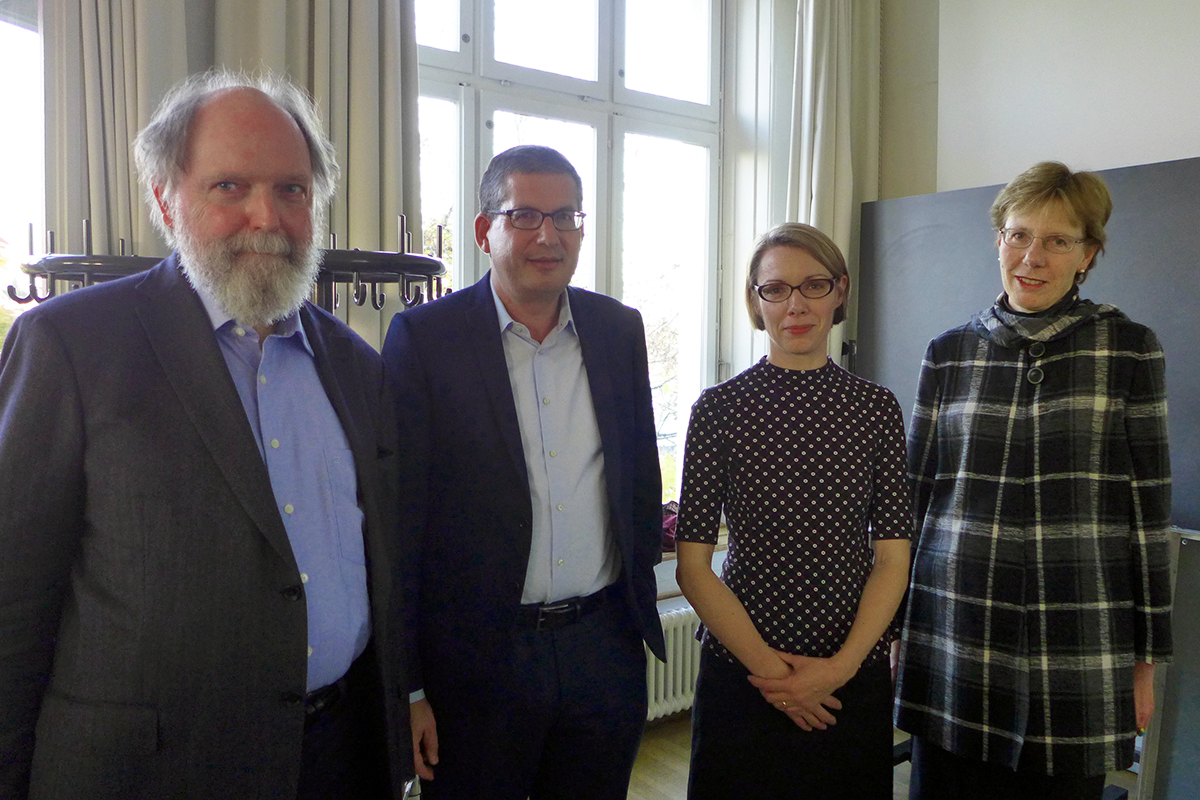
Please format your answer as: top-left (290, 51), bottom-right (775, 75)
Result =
top-left (536, 600), bottom-right (580, 630)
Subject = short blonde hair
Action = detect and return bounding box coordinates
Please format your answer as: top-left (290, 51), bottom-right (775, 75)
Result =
top-left (990, 161), bottom-right (1112, 283)
top-left (744, 223), bottom-right (849, 330)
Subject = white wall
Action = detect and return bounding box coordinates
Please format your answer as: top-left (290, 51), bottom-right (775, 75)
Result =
top-left (938, 0), bottom-right (1200, 191)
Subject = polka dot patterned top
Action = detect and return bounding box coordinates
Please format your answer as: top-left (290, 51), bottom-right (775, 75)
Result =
top-left (676, 357), bottom-right (911, 666)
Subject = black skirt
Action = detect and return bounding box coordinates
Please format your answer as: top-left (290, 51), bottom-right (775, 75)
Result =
top-left (687, 649), bottom-right (893, 800)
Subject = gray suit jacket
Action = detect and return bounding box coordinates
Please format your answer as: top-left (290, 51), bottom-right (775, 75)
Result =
top-left (0, 257), bottom-right (411, 799)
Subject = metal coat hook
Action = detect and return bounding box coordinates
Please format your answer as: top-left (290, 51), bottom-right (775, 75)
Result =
top-left (370, 281), bottom-right (386, 310)
top-left (352, 271), bottom-right (368, 306)
top-left (7, 273), bottom-right (53, 304)
top-left (401, 276), bottom-right (426, 309)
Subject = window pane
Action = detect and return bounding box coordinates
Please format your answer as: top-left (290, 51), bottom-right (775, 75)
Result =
top-left (415, 0), bottom-right (460, 52)
top-left (620, 133), bottom-right (709, 502)
top-left (625, 0), bottom-right (710, 105)
top-left (418, 96), bottom-right (459, 289)
top-left (490, 110), bottom-right (596, 291)
top-left (0, 20), bottom-right (43, 348)
top-left (493, 0), bottom-right (597, 81)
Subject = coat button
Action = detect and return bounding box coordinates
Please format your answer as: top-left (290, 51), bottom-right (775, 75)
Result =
top-left (280, 691), bottom-right (303, 705)
top-left (281, 585), bottom-right (304, 601)
top-left (1028, 342), bottom-right (1046, 358)
top-left (1027, 367), bottom-right (1044, 384)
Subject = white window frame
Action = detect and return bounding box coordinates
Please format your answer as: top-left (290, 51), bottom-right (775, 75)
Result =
top-left (414, 76), bottom-right (475, 283)
top-left (612, 0), bottom-right (722, 123)
top-left (417, 0), bottom-right (723, 397)
top-left (610, 115), bottom-right (720, 381)
top-left (415, 0), bottom-right (473, 74)
top-left (480, 0), bottom-right (615, 101)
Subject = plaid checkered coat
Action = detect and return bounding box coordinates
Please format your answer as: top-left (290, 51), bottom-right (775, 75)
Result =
top-left (894, 295), bottom-right (1173, 777)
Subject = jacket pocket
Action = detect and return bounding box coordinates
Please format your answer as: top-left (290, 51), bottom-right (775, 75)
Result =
top-left (35, 693), bottom-right (158, 754)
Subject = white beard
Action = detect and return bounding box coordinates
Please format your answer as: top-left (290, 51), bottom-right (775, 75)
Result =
top-left (176, 221), bottom-right (322, 328)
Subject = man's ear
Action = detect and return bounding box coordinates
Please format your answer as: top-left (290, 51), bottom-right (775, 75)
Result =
top-left (474, 213), bottom-right (492, 254)
top-left (153, 186), bottom-right (174, 230)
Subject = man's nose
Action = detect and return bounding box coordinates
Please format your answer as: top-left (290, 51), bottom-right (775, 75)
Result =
top-left (533, 215), bottom-right (561, 243)
top-left (245, 189), bottom-right (282, 231)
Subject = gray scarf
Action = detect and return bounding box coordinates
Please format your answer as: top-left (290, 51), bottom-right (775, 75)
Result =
top-left (971, 289), bottom-right (1112, 348)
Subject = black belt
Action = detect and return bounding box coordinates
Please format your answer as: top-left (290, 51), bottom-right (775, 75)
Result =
top-left (304, 674), bottom-right (349, 722)
top-left (517, 583), bottom-right (621, 631)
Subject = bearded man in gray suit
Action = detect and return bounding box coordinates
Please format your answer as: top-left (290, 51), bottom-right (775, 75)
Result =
top-left (0, 71), bottom-right (411, 799)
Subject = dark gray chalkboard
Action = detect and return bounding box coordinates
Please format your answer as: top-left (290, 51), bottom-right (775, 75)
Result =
top-left (858, 156), bottom-right (1200, 530)
top-left (1153, 534), bottom-right (1200, 799)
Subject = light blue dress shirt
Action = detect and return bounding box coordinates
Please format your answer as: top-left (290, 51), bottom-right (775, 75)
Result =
top-left (195, 289), bottom-right (370, 691)
top-left (491, 280), bottom-right (620, 604)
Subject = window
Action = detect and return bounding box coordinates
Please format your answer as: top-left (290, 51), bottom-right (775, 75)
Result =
top-left (0, 16), bottom-right (43, 348)
top-left (416, 0), bottom-right (721, 501)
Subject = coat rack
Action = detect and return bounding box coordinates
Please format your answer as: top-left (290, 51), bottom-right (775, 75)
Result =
top-left (6, 216), bottom-right (448, 313)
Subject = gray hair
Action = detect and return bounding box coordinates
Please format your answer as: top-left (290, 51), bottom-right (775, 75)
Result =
top-left (133, 69), bottom-right (339, 242)
top-left (479, 145), bottom-right (583, 213)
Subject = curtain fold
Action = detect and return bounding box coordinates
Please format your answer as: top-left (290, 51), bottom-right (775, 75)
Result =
top-left (45, 0), bottom-right (421, 346)
top-left (213, 0), bottom-right (422, 344)
top-left (44, 0), bottom-right (190, 257)
top-left (784, 0), bottom-right (879, 365)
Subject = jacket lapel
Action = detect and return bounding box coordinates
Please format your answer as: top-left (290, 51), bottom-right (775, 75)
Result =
top-left (133, 258), bottom-right (296, 567)
top-left (570, 288), bottom-right (624, 504)
top-left (464, 275), bottom-right (529, 487)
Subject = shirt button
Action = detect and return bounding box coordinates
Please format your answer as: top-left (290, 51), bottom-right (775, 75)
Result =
top-left (549, 450), bottom-right (557, 457)
top-left (557, 558), bottom-right (564, 566)
top-left (271, 439), bottom-right (280, 449)
top-left (234, 327), bottom-right (246, 337)
top-left (307, 646), bottom-right (313, 658)
top-left (259, 375), bottom-right (268, 385)
top-left (1027, 367), bottom-right (1044, 385)
top-left (542, 397), bottom-right (550, 405)
top-left (284, 503), bottom-right (294, 514)
top-left (557, 504), bottom-right (564, 511)
top-left (300, 573), bottom-right (309, 583)
top-left (1028, 342), bottom-right (1046, 358)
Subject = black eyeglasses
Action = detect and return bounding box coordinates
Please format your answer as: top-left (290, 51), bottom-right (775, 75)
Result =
top-left (485, 207), bottom-right (586, 232)
top-left (754, 278), bottom-right (838, 303)
top-left (999, 228), bottom-right (1086, 254)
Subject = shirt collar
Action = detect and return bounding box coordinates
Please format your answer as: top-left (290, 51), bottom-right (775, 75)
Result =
top-left (191, 264), bottom-right (312, 355)
top-left (489, 275), bottom-right (574, 336)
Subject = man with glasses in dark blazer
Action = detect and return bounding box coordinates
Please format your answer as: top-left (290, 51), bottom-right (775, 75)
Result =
top-left (384, 145), bottom-right (666, 799)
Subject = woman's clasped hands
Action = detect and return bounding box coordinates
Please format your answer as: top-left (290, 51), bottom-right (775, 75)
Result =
top-left (748, 650), bottom-right (853, 732)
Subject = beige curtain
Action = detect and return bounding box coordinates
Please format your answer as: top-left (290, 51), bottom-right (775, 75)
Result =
top-left (213, 0), bottom-right (421, 253)
top-left (44, 0), bottom-right (421, 347)
top-left (784, 0), bottom-right (880, 364)
top-left (43, 1), bottom-right (192, 257)
top-left (213, 0), bottom-right (421, 346)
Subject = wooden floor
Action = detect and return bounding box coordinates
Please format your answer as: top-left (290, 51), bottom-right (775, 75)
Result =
top-left (627, 714), bottom-right (1138, 800)
top-left (627, 713), bottom-right (912, 800)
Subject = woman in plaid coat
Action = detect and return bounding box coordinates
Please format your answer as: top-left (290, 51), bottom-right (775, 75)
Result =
top-left (894, 162), bottom-right (1173, 800)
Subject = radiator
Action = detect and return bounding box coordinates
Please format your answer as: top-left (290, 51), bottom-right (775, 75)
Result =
top-left (646, 603), bottom-right (702, 720)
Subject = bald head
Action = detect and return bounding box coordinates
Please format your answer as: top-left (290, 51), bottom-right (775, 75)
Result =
top-left (134, 70), bottom-right (338, 245)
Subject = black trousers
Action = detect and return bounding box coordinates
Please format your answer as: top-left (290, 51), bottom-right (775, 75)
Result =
top-left (297, 646), bottom-right (391, 800)
top-left (908, 736), bottom-right (1107, 800)
top-left (688, 649), bottom-right (893, 800)
top-left (421, 599), bottom-right (649, 800)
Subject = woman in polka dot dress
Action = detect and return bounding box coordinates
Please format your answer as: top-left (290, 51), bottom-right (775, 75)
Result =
top-left (676, 223), bottom-right (911, 799)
